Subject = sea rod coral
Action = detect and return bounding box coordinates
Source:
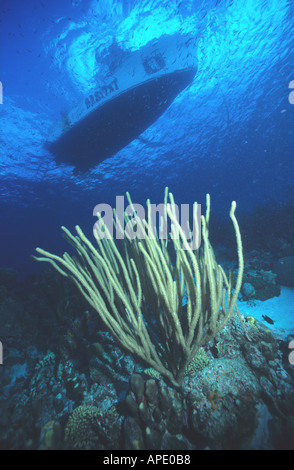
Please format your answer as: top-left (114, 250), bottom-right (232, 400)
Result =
top-left (33, 189), bottom-right (244, 387)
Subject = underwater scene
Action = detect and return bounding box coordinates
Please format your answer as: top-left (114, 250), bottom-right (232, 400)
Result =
top-left (1, 0), bottom-right (294, 452)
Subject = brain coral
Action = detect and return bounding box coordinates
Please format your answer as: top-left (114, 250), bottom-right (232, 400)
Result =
top-left (64, 405), bottom-right (101, 449)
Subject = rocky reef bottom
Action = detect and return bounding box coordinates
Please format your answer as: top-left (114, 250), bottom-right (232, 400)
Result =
top-left (0, 258), bottom-right (294, 450)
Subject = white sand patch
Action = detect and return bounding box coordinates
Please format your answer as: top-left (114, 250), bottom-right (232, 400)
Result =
top-left (238, 286), bottom-right (294, 339)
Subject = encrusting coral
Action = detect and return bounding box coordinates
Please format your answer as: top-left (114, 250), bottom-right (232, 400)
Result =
top-left (33, 189), bottom-right (244, 387)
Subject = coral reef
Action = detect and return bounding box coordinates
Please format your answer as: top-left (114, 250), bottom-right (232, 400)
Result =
top-left (0, 215), bottom-right (294, 450)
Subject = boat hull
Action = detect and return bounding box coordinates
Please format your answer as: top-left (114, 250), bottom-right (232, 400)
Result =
top-left (47, 34), bottom-right (197, 171)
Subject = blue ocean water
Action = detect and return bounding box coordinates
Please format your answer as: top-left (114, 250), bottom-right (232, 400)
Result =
top-left (1, 0), bottom-right (293, 276)
top-left (1, 0), bottom-right (294, 451)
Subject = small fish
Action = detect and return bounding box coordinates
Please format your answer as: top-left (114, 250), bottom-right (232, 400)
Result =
top-left (262, 315), bottom-right (275, 325)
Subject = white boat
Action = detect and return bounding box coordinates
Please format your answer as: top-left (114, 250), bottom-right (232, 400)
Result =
top-left (46, 33), bottom-right (198, 171)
